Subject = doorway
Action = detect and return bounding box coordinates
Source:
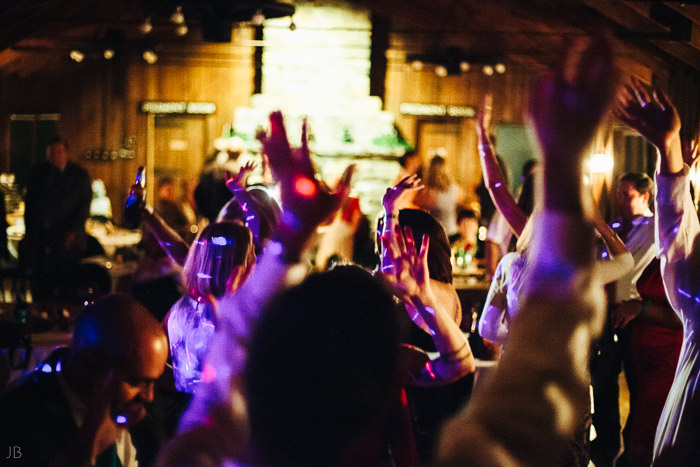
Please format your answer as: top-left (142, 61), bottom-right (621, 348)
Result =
top-left (153, 115), bottom-right (209, 201)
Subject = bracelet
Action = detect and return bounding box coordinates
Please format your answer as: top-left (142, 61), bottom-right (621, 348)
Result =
top-left (640, 299), bottom-right (650, 320)
top-left (442, 341), bottom-right (472, 363)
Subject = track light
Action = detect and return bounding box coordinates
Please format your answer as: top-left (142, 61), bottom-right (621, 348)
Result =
top-left (251, 9), bottom-right (265, 26)
top-left (495, 63), bottom-right (506, 74)
top-left (103, 48), bottom-right (115, 60)
top-left (170, 6), bottom-right (185, 25)
top-left (482, 64), bottom-right (494, 76)
top-left (139, 17), bottom-right (153, 35)
top-left (70, 49), bottom-right (85, 63)
top-left (459, 61), bottom-right (471, 72)
top-left (435, 65), bottom-right (448, 77)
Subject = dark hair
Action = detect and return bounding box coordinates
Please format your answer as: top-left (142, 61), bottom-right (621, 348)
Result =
top-left (376, 209), bottom-right (453, 284)
top-left (49, 136), bottom-right (67, 150)
top-left (620, 172), bottom-right (654, 198)
top-left (517, 172), bottom-right (536, 217)
top-left (457, 207), bottom-right (477, 223)
top-left (521, 159), bottom-right (538, 180)
top-left (246, 266), bottom-right (399, 465)
top-left (399, 150), bottom-right (418, 168)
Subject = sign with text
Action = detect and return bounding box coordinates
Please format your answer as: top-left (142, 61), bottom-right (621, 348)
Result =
top-left (140, 101), bottom-right (216, 115)
top-left (399, 103), bottom-right (475, 118)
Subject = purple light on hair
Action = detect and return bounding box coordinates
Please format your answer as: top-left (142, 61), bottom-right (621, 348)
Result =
top-left (212, 236), bottom-right (232, 246)
top-left (41, 363), bottom-right (52, 373)
top-left (116, 415), bottom-right (127, 424)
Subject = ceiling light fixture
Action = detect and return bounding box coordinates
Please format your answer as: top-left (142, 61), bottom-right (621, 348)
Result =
top-left (70, 49), bottom-right (85, 63)
top-left (495, 63), bottom-right (506, 74)
top-left (482, 64), bottom-right (494, 76)
top-left (410, 60), bottom-right (424, 71)
top-left (435, 65), bottom-right (448, 77)
top-left (176, 23), bottom-right (189, 36)
top-left (142, 49), bottom-right (158, 64)
top-left (251, 9), bottom-right (265, 26)
top-left (459, 61), bottom-right (471, 72)
top-left (139, 17), bottom-right (153, 34)
top-left (103, 48), bottom-right (115, 60)
top-left (170, 6), bottom-right (185, 25)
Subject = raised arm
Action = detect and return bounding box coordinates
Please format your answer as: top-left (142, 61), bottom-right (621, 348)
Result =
top-left (615, 78), bottom-right (700, 322)
top-left (477, 94), bottom-right (528, 237)
top-left (167, 112), bottom-right (353, 461)
top-left (438, 36), bottom-right (612, 466)
top-left (141, 205), bottom-right (190, 266)
top-left (592, 208), bottom-right (634, 285)
top-left (382, 226), bottom-right (475, 385)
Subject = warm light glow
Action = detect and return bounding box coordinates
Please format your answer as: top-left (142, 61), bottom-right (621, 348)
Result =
top-left (170, 6), bottom-right (185, 25)
top-left (176, 23), bottom-right (189, 36)
top-left (252, 9), bottom-right (265, 26)
top-left (459, 61), bottom-right (471, 72)
top-left (495, 63), bottom-right (506, 74)
top-left (103, 48), bottom-right (115, 60)
top-left (70, 49), bottom-right (85, 63)
top-left (295, 177), bottom-right (317, 197)
top-left (410, 60), bottom-right (423, 71)
top-left (435, 65), bottom-right (448, 77)
top-left (139, 17), bottom-right (153, 35)
top-left (142, 49), bottom-right (158, 64)
top-left (482, 65), bottom-right (494, 76)
top-left (588, 153), bottom-right (614, 174)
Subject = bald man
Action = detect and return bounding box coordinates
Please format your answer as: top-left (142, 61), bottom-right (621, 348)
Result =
top-left (0, 294), bottom-right (168, 466)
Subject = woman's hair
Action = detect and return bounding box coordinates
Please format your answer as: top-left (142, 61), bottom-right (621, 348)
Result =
top-left (376, 208), bottom-right (453, 284)
top-left (183, 221), bottom-right (255, 299)
top-left (425, 155), bottom-right (452, 191)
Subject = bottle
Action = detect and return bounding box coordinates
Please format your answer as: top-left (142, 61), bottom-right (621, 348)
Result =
top-left (124, 167), bottom-right (146, 229)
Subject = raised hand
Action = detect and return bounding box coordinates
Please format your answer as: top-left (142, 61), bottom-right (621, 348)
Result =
top-left (226, 161), bottom-right (257, 193)
top-left (614, 77), bottom-right (681, 152)
top-left (382, 175), bottom-right (423, 215)
top-left (263, 111), bottom-right (354, 255)
top-left (528, 36), bottom-right (615, 213)
top-left (682, 139), bottom-right (699, 169)
top-left (476, 93), bottom-right (494, 146)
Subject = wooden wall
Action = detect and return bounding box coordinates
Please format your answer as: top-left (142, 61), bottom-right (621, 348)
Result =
top-left (0, 27), bottom-right (255, 225)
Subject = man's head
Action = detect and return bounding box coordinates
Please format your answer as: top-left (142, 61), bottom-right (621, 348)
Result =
top-left (457, 208), bottom-right (479, 244)
top-left (157, 176), bottom-right (176, 202)
top-left (617, 172), bottom-right (653, 220)
top-left (46, 137), bottom-right (68, 171)
top-left (70, 294), bottom-right (168, 425)
top-left (245, 266), bottom-right (399, 465)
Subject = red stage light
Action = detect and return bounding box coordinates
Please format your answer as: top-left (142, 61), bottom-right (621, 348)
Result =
top-left (294, 177), bottom-right (316, 197)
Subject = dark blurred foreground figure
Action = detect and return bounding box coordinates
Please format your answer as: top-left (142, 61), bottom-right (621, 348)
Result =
top-left (615, 76), bottom-right (700, 466)
top-left (20, 136), bottom-right (93, 302)
top-left (0, 294), bottom-right (169, 466)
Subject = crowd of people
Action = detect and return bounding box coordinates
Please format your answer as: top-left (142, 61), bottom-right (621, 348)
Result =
top-left (2, 34), bottom-right (700, 467)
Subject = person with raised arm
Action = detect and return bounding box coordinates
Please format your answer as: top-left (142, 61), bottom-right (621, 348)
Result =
top-left (615, 76), bottom-right (700, 466)
top-left (437, 35), bottom-right (612, 466)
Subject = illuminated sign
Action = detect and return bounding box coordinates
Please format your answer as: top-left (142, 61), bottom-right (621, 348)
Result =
top-left (399, 103), bottom-right (475, 118)
top-left (140, 101), bottom-right (217, 115)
